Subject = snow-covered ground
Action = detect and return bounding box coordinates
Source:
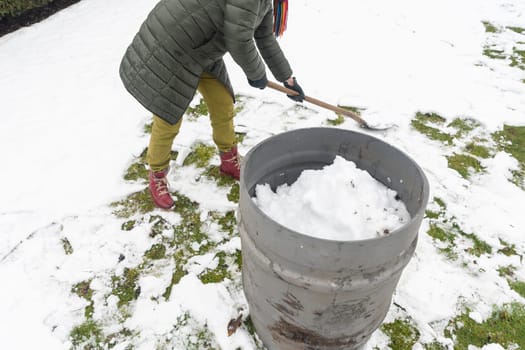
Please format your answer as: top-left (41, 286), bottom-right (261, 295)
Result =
top-left (0, 0), bottom-right (524, 349)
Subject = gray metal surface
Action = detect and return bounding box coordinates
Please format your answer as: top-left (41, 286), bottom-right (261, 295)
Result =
top-left (238, 127), bottom-right (429, 350)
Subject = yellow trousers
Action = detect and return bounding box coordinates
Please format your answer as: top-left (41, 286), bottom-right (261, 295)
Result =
top-left (147, 73), bottom-right (235, 172)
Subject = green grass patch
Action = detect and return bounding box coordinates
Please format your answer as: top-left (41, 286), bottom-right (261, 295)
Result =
top-left (111, 267), bottom-right (141, 308)
top-left (507, 26), bottom-right (525, 35)
top-left (124, 148), bottom-right (148, 182)
top-left (509, 280), bottom-right (525, 298)
top-left (464, 142), bottom-right (491, 159)
top-left (445, 302), bottom-right (525, 349)
top-left (425, 197), bottom-right (447, 219)
top-left (163, 261), bottom-right (187, 300)
top-left (482, 21), bottom-right (500, 33)
top-left (498, 238), bottom-right (519, 257)
top-left (72, 280), bottom-right (95, 319)
top-left (381, 318), bottom-right (420, 350)
top-left (187, 98), bottom-right (209, 119)
top-left (510, 47), bottom-right (525, 70)
top-left (217, 210), bottom-right (237, 236)
top-left (202, 165), bottom-right (237, 187)
top-left (427, 219), bottom-right (492, 260)
top-left (326, 114), bottom-right (345, 126)
top-left (110, 188), bottom-right (156, 219)
top-left (144, 243), bottom-right (166, 260)
top-left (492, 124), bottom-right (525, 189)
top-left (463, 232), bottom-right (492, 257)
top-left (427, 223), bottom-right (456, 243)
top-left (227, 183), bottom-right (240, 203)
top-left (124, 148), bottom-right (178, 183)
top-left (183, 143), bottom-right (216, 168)
top-left (483, 46), bottom-right (507, 60)
top-left (327, 105), bottom-right (365, 125)
top-left (70, 320), bottom-right (104, 348)
top-left (121, 220), bottom-right (136, 231)
top-left (498, 265), bottom-right (516, 278)
top-left (448, 118), bottom-right (481, 138)
top-left (424, 342), bottom-right (448, 350)
top-left (61, 237), bottom-right (73, 255)
top-left (446, 153), bottom-right (485, 179)
top-left (149, 215), bottom-right (171, 238)
top-left (199, 251), bottom-right (231, 284)
top-left (144, 120), bottom-right (153, 134)
top-left (235, 131), bottom-right (246, 144)
top-left (411, 112), bottom-right (454, 145)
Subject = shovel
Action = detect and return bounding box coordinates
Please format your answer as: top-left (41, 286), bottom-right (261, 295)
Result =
top-left (267, 81), bottom-right (394, 131)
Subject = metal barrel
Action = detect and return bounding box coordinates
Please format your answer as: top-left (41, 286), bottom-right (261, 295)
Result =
top-left (238, 128), bottom-right (429, 350)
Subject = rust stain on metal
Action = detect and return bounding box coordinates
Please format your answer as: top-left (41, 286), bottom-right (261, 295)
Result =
top-left (270, 291), bottom-right (304, 317)
top-left (269, 317), bottom-right (357, 349)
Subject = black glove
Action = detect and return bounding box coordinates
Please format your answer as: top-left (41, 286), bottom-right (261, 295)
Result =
top-left (283, 77), bottom-right (305, 102)
top-left (248, 75), bottom-right (268, 89)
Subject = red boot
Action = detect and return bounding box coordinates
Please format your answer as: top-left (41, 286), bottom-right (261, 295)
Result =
top-left (219, 146), bottom-right (241, 180)
top-left (148, 168), bottom-right (175, 209)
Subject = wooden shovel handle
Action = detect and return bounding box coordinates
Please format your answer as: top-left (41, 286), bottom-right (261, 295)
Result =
top-left (266, 81), bottom-right (369, 127)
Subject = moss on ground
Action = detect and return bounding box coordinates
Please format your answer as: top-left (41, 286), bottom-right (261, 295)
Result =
top-left (217, 210), bottom-right (237, 236)
top-left (202, 165), bottom-right (238, 187)
top-left (326, 114), bottom-right (345, 126)
top-left (235, 131), bottom-right (246, 144)
top-left (446, 153), bottom-right (485, 179)
top-left (464, 142), bottom-right (491, 159)
top-left (110, 188), bottom-right (156, 219)
top-left (381, 318), bottom-right (420, 350)
top-left (482, 21), bottom-right (500, 33)
top-left (144, 243), bottom-right (166, 260)
top-left (124, 148), bottom-right (178, 183)
top-left (497, 238), bottom-right (519, 257)
top-left (183, 143), bottom-right (216, 168)
top-left (492, 125), bottom-right (525, 189)
top-left (121, 220), bottom-right (136, 231)
top-left (425, 199), bottom-right (492, 261)
top-left (72, 280), bottom-right (95, 319)
top-left (124, 148), bottom-right (148, 182)
top-left (507, 26), bottom-right (525, 35)
top-left (111, 267), bottom-right (141, 308)
top-left (411, 112), bottom-right (454, 145)
top-left (163, 262), bottom-right (187, 300)
top-left (227, 183), bottom-right (240, 203)
top-left (482, 24), bottom-right (525, 73)
top-left (61, 237), bottom-right (73, 255)
top-left (509, 280), bottom-right (525, 298)
top-left (199, 251), bottom-right (231, 284)
top-left (187, 97), bottom-right (209, 120)
top-left (448, 118), bottom-right (481, 138)
top-left (425, 196), bottom-right (447, 219)
top-left (483, 46), bottom-right (507, 60)
top-left (445, 302), bottom-right (525, 349)
top-left (498, 265), bottom-right (516, 278)
top-left (70, 320), bottom-right (104, 348)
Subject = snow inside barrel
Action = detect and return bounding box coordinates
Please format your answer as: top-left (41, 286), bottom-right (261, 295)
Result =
top-left (238, 127), bottom-right (429, 350)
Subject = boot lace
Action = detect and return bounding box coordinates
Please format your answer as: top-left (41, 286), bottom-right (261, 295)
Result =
top-left (223, 153), bottom-right (241, 170)
top-left (153, 176), bottom-right (170, 196)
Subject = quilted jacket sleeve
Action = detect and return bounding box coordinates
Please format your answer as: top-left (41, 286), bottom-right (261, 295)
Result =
top-left (254, 9), bottom-right (292, 82)
top-left (224, 0), bottom-right (266, 81)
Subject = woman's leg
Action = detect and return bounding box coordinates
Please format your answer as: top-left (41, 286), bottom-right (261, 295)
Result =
top-left (197, 72), bottom-right (236, 152)
top-left (147, 115), bottom-right (182, 172)
top-left (197, 73), bottom-right (240, 179)
top-left (146, 115), bottom-right (182, 209)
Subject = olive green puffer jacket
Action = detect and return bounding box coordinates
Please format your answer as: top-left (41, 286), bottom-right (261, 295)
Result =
top-left (120, 0), bottom-right (293, 125)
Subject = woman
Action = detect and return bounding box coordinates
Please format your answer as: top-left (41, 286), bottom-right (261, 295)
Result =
top-left (119, 0), bottom-right (304, 209)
